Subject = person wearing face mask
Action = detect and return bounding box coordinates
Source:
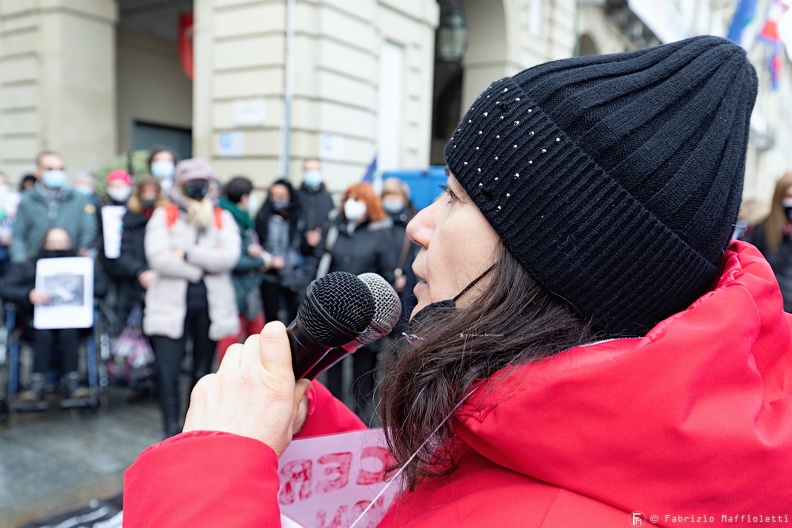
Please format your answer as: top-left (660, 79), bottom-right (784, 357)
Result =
top-left (254, 179), bottom-right (304, 325)
top-left (112, 177), bottom-right (168, 402)
top-left (746, 172), bottom-right (792, 311)
top-left (309, 182), bottom-right (396, 422)
top-left (216, 176), bottom-right (274, 365)
top-left (142, 159), bottom-right (240, 437)
top-left (10, 151), bottom-right (98, 263)
top-left (147, 146), bottom-right (179, 192)
top-left (380, 178), bottom-right (420, 333)
top-left (73, 171), bottom-right (101, 209)
top-left (296, 158), bottom-right (335, 252)
top-left (96, 170), bottom-right (134, 337)
top-left (0, 227), bottom-right (108, 410)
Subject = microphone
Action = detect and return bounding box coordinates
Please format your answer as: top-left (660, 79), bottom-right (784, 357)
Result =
top-left (289, 271), bottom-right (376, 379)
top-left (305, 273), bottom-right (401, 380)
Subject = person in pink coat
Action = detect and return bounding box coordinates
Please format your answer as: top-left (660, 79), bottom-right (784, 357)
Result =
top-left (124, 36), bottom-right (792, 527)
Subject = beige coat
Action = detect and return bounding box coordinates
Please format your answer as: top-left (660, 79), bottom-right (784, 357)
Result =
top-left (143, 206), bottom-right (241, 340)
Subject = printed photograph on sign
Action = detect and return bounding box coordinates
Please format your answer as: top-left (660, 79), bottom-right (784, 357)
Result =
top-left (33, 257), bottom-right (94, 329)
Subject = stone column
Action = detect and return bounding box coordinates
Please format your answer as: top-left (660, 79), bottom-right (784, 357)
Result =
top-left (0, 0), bottom-right (117, 179)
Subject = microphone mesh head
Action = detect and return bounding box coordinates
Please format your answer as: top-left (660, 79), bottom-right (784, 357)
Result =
top-left (299, 271), bottom-right (375, 347)
top-left (357, 273), bottom-right (402, 345)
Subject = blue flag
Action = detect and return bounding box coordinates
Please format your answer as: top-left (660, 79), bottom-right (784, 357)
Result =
top-left (727, 0), bottom-right (759, 49)
top-left (361, 154), bottom-right (378, 183)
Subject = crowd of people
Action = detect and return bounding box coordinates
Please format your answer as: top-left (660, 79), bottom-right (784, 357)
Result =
top-left (0, 149), bottom-right (420, 436)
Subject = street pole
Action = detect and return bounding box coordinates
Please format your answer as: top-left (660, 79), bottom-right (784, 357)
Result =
top-left (280, 0), bottom-right (295, 179)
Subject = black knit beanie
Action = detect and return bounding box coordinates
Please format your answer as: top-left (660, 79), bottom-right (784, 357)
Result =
top-left (445, 35), bottom-right (758, 337)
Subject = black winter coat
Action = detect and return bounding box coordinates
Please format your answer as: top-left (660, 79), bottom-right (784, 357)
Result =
top-left (387, 207), bottom-right (420, 331)
top-left (296, 184), bottom-right (335, 233)
top-left (114, 210), bottom-right (150, 325)
top-left (311, 214), bottom-right (397, 286)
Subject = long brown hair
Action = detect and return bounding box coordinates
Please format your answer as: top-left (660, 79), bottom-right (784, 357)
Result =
top-left (380, 244), bottom-right (599, 490)
top-left (126, 177), bottom-right (167, 214)
top-left (763, 172), bottom-right (792, 252)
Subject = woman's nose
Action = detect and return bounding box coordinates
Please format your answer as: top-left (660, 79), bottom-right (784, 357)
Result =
top-left (406, 202), bottom-right (433, 248)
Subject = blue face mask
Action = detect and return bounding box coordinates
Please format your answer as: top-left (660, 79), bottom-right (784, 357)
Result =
top-left (304, 169), bottom-right (322, 188)
top-left (151, 160), bottom-right (175, 180)
top-left (42, 170), bottom-right (67, 190)
top-left (271, 199), bottom-right (289, 211)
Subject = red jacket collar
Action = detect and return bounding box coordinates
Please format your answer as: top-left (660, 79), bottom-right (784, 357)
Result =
top-left (456, 240), bottom-right (792, 514)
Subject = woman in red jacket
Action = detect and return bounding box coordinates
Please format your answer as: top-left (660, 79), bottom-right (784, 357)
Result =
top-left (124, 36), bottom-right (792, 527)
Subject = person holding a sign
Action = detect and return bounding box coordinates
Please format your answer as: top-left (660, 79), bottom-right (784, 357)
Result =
top-left (0, 227), bottom-right (107, 409)
top-left (124, 36), bottom-right (792, 526)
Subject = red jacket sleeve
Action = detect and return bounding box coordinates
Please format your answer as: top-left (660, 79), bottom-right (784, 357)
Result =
top-left (123, 382), bottom-right (366, 528)
top-left (123, 431), bottom-right (281, 528)
top-left (295, 381), bottom-right (367, 438)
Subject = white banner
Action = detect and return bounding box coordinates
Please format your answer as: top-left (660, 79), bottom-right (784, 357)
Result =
top-left (278, 428), bottom-right (400, 528)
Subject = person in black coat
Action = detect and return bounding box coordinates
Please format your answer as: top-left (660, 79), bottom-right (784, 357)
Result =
top-left (115, 177), bottom-right (167, 325)
top-left (309, 182), bottom-right (396, 423)
top-left (254, 179), bottom-right (305, 324)
top-left (97, 169), bottom-right (134, 337)
top-left (0, 227), bottom-right (108, 409)
top-left (295, 158), bottom-right (335, 253)
top-left (112, 177), bottom-right (167, 401)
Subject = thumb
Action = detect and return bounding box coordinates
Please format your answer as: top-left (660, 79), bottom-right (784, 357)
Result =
top-left (259, 321), bottom-right (295, 380)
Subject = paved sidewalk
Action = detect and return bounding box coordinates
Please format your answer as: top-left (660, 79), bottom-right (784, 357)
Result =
top-left (0, 387), bottom-right (162, 528)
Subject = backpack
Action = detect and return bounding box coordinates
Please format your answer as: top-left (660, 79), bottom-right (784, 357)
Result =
top-left (165, 203), bottom-right (223, 230)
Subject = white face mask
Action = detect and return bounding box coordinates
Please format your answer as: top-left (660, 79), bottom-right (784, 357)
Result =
top-left (344, 199), bottom-right (367, 222)
top-left (247, 193), bottom-right (260, 216)
top-left (382, 198), bottom-right (404, 214)
top-left (107, 186), bottom-right (132, 203)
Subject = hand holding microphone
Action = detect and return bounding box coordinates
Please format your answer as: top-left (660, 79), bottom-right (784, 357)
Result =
top-left (183, 271), bottom-right (398, 451)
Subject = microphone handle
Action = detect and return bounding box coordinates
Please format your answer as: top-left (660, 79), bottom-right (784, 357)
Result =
top-left (287, 318), bottom-right (333, 379)
top-left (303, 341), bottom-right (362, 380)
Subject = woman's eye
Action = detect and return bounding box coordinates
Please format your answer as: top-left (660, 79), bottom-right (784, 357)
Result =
top-left (439, 184), bottom-right (458, 203)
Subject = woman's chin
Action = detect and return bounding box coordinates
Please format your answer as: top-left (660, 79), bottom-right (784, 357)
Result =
top-left (410, 282), bottom-right (429, 319)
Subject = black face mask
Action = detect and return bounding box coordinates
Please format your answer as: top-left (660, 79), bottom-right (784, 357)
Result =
top-left (183, 180), bottom-right (210, 201)
top-left (405, 263), bottom-right (497, 340)
top-left (140, 198), bottom-right (157, 210)
top-left (39, 249), bottom-right (76, 259)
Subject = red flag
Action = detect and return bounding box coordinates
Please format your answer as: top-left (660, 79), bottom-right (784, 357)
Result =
top-left (178, 12), bottom-right (194, 80)
top-left (758, 0), bottom-right (785, 43)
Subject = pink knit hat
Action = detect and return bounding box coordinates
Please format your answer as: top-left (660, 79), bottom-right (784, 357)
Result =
top-left (174, 158), bottom-right (214, 183)
top-left (106, 169), bottom-right (132, 186)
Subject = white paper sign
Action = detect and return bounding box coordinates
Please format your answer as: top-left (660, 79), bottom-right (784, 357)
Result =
top-left (101, 205), bottom-right (126, 259)
top-left (218, 131), bottom-right (245, 157)
top-left (278, 428), bottom-right (400, 528)
top-left (320, 133), bottom-right (345, 161)
top-left (33, 257), bottom-right (94, 329)
top-left (232, 98), bottom-right (266, 126)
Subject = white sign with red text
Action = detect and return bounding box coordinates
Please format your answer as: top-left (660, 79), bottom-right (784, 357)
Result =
top-left (278, 428), bottom-right (400, 528)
